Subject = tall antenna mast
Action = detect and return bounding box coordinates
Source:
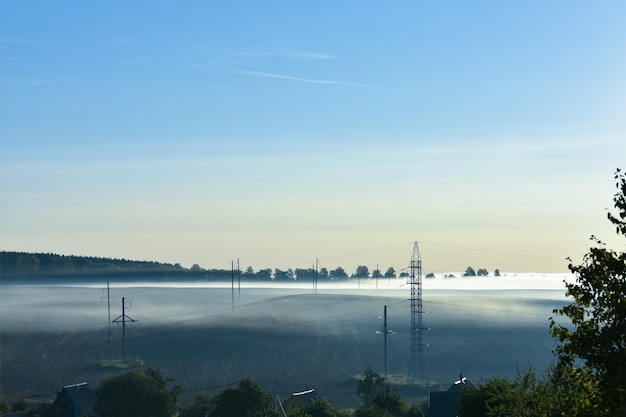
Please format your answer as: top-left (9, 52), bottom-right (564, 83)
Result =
top-left (408, 241), bottom-right (426, 382)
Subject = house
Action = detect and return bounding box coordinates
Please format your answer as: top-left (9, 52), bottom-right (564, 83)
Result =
top-left (429, 374), bottom-right (476, 417)
top-left (282, 388), bottom-right (316, 416)
top-left (49, 383), bottom-right (98, 417)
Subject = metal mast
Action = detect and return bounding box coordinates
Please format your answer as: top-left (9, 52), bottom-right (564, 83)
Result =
top-left (408, 241), bottom-right (425, 382)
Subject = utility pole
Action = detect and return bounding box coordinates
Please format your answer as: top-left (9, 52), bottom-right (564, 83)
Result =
top-left (101, 282), bottom-right (115, 345)
top-left (383, 305), bottom-right (388, 376)
top-left (237, 258), bottom-right (241, 298)
top-left (112, 297), bottom-right (134, 362)
top-left (231, 261), bottom-right (234, 311)
top-left (313, 258), bottom-right (319, 294)
top-left (376, 305), bottom-right (395, 377)
top-left (107, 282), bottom-right (111, 344)
top-left (408, 241), bottom-right (426, 383)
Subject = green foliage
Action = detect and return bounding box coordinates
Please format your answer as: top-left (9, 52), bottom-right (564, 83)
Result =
top-left (274, 268), bottom-right (292, 281)
top-left (319, 267), bottom-right (329, 280)
top-left (1, 401), bottom-right (12, 413)
top-left (255, 268), bottom-right (273, 280)
top-left (16, 254), bottom-right (40, 274)
top-left (354, 265), bottom-right (370, 278)
top-left (12, 399), bottom-right (30, 412)
top-left (369, 385), bottom-right (405, 415)
top-left (292, 397), bottom-right (349, 417)
top-left (356, 368), bottom-right (386, 406)
top-left (463, 266), bottom-right (476, 276)
top-left (179, 393), bottom-right (215, 417)
top-left (476, 268), bottom-right (488, 276)
top-left (550, 169), bottom-right (626, 417)
top-left (494, 269), bottom-right (500, 277)
top-left (95, 368), bottom-right (182, 417)
top-left (295, 267), bottom-right (317, 281)
top-left (384, 267), bottom-right (396, 278)
top-left (355, 368), bottom-right (422, 417)
top-left (457, 368), bottom-right (559, 417)
top-left (210, 377), bottom-right (275, 417)
top-left (331, 266), bottom-right (348, 280)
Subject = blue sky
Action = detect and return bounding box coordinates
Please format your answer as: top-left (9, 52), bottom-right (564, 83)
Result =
top-left (1, 1), bottom-right (625, 274)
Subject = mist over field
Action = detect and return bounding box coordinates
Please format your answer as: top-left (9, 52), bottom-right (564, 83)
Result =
top-left (0, 274), bottom-right (573, 407)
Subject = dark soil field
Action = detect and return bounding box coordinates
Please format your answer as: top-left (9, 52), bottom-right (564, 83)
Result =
top-left (0, 282), bottom-right (567, 409)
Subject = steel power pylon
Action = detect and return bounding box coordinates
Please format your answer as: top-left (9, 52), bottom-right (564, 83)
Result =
top-left (408, 241), bottom-right (426, 382)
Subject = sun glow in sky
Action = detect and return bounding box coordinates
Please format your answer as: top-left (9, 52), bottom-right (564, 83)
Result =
top-left (1, 1), bottom-right (625, 274)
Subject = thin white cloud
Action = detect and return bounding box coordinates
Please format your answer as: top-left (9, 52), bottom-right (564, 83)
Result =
top-left (237, 49), bottom-right (334, 60)
top-left (238, 70), bottom-right (358, 86)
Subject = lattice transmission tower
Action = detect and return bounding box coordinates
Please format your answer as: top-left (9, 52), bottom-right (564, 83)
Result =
top-left (408, 241), bottom-right (426, 382)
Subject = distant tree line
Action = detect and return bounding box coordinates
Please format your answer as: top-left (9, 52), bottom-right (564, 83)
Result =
top-left (1, 251), bottom-right (505, 283)
top-left (0, 251), bottom-right (405, 283)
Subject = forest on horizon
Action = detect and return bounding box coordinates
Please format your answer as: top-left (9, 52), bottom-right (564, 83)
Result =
top-left (0, 251), bottom-right (497, 283)
top-left (0, 251), bottom-right (394, 283)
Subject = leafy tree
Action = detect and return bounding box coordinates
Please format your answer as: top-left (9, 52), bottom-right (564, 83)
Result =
top-left (384, 267), bottom-right (396, 278)
top-left (425, 273), bottom-right (435, 278)
top-left (179, 393), bottom-right (214, 417)
top-left (356, 367), bottom-right (386, 406)
top-left (319, 267), bottom-right (329, 280)
top-left (295, 267), bottom-right (316, 281)
top-left (354, 265), bottom-right (370, 278)
top-left (457, 368), bottom-right (559, 417)
top-left (330, 266), bottom-right (348, 280)
top-left (11, 399), bottom-right (29, 412)
top-left (355, 370), bottom-right (423, 417)
top-left (463, 266), bottom-right (476, 277)
top-left (494, 269), bottom-right (501, 277)
top-left (95, 368), bottom-right (182, 417)
top-left (210, 377), bottom-right (275, 417)
top-left (255, 268), bottom-right (272, 281)
top-left (372, 268), bottom-right (383, 279)
top-left (477, 268), bottom-right (489, 276)
top-left (550, 169), bottom-right (626, 417)
top-left (293, 397), bottom-right (349, 417)
top-left (368, 385), bottom-right (405, 416)
top-left (0, 401), bottom-right (10, 414)
top-left (274, 268), bottom-right (291, 281)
